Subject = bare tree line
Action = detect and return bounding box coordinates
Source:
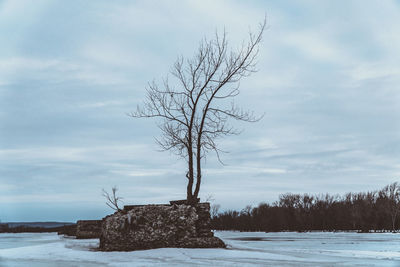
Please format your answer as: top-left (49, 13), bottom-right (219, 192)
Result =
top-left (211, 182), bottom-right (400, 232)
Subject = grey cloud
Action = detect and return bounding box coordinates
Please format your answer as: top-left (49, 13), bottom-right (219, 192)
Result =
top-left (1, 0), bottom-right (399, 221)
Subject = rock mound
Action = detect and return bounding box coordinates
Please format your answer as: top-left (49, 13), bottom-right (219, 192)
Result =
top-left (99, 202), bottom-right (225, 251)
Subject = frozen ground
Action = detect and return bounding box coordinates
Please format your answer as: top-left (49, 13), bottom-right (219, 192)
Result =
top-left (0, 231), bottom-right (400, 266)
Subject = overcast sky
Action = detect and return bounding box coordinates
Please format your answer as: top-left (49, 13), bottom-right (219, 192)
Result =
top-left (1, 0), bottom-right (399, 222)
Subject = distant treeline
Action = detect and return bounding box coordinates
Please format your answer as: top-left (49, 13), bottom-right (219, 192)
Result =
top-left (211, 182), bottom-right (400, 232)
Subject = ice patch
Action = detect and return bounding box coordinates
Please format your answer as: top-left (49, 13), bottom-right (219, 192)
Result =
top-left (1, 232), bottom-right (400, 266)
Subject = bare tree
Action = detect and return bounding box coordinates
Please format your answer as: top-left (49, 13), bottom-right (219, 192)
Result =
top-left (102, 186), bottom-right (123, 212)
top-left (210, 204), bottom-right (221, 219)
top-left (205, 193), bottom-right (215, 202)
top-left (130, 19), bottom-right (266, 204)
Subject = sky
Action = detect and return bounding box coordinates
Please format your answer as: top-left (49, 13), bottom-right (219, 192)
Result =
top-left (0, 0), bottom-right (399, 222)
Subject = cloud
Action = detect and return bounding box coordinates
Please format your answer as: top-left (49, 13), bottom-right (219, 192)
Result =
top-left (77, 100), bottom-right (125, 109)
top-left (0, 193), bottom-right (96, 204)
top-left (1, 0), bottom-right (400, 220)
top-left (282, 31), bottom-right (347, 63)
top-left (0, 57), bottom-right (131, 86)
top-left (347, 62), bottom-right (400, 82)
top-left (0, 144), bottom-right (158, 164)
top-left (205, 166), bottom-right (287, 176)
top-left (110, 169), bottom-right (179, 178)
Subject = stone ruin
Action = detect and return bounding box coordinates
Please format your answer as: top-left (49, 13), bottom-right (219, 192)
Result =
top-left (57, 224), bottom-right (77, 237)
top-left (76, 220), bottom-right (102, 239)
top-left (99, 202), bottom-right (225, 251)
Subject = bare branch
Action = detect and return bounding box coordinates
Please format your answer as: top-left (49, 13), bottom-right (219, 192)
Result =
top-left (102, 186), bottom-right (123, 212)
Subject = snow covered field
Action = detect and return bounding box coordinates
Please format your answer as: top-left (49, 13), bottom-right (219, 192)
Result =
top-left (1, 231), bottom-right (400, 266)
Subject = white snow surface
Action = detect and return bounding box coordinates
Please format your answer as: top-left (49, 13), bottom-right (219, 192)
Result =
top-left (1, 231), bottom-right (400, 266)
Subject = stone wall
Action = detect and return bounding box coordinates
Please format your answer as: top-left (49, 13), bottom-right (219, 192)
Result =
top-left (57, 224), bottom-right (77, 237)
top-left (76, 220), bottom-right (102, 239)
top-left (99, 202), bottom-right (225, 251)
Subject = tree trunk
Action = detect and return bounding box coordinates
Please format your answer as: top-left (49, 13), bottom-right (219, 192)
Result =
top-left (186, 147), bottom-right (194, 202)
top-left (392, 214), bottom-right (396, 232)
top-left (193, 152), bottom-right (201, 200)
top-left (193, 140), bottom-right (202, 201)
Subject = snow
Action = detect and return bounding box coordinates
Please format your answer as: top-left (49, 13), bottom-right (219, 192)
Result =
top-left (1, 231), bottom-right (400, 266)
